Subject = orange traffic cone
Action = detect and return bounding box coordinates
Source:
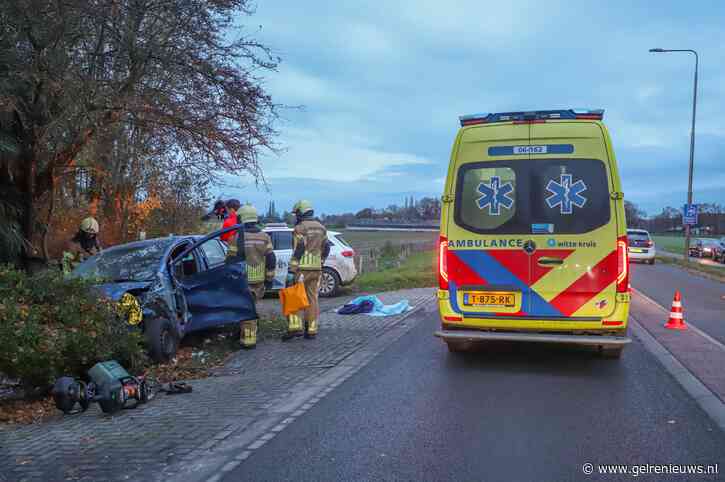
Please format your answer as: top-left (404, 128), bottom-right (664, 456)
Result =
top-left (664, 290), bottom-right (687, 330)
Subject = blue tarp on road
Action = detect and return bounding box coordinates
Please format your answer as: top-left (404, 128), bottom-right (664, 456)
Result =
top-left (337, 295), bottom-right (413, 317)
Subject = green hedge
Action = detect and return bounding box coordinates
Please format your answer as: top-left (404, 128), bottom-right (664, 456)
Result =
top-left (0, 266), bottom-right (146, 393)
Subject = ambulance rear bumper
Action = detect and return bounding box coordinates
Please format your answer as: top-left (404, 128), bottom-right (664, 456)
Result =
top-left (434, 330), bottom-right (631, 346)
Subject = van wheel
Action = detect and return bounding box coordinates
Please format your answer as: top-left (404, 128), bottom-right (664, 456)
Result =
top-left (145, 317), bottom-right (178, 363)
top-left (600, 346), bottom-right (623, 359)
top-left (319, 268), bottom-right (340, 298)
top-left (446, 340), bottom-right (474, 353)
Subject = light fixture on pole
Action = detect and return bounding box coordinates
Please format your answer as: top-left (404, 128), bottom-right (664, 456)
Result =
top-left (649, 48), bottom-right (698, 262)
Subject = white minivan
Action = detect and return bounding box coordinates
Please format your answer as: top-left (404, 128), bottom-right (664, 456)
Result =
top-left (263, 224), bottom-right (357, 297)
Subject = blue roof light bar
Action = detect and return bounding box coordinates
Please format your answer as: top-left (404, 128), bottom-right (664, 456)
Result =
top-left (459, 109), bottom-right (605, 127)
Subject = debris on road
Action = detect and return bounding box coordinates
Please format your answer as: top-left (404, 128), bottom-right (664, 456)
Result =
top-left (337, 295), bottom-right (413, 316)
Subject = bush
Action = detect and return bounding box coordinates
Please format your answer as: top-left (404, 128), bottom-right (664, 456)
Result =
top-left (0, 266), bottom-right (146, 393)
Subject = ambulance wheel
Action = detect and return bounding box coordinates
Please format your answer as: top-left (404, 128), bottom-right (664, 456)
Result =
top-left (600, 346), bottom-right (623, 359)
top-left (446, 340), bottom-right (474, 353)
top-left (319, 268), bottom-right (340, 298)
top-left (145, 317), bottom-right (178, 363)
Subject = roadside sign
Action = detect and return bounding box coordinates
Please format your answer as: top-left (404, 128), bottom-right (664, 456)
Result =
top-left (682, 204), bottom-right (698, 226)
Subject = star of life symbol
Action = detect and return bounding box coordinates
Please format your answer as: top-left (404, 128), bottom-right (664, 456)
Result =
top-left (545, 174), bottom-right (588, 215)
top-left (476, 176), bottom-right (514, 215)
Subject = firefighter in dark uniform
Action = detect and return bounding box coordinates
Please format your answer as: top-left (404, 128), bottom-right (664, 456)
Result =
top-left (285, 200), bottom-right (330, 339)
top-left (62, 217), bottom-right (102, 275)
top-left (237, 204), bottom-right (276, 349)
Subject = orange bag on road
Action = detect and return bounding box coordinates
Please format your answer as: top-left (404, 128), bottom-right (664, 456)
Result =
top-left (279, 282), bottom-right (310, 316)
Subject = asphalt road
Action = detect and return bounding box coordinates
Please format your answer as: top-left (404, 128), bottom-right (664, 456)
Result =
top-left (630, 261), bottom-right (725, 344)
top-left (225, 308), bottom-right (725, 482)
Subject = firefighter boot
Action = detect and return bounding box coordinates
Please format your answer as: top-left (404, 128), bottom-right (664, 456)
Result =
top-left (241, 319), bottom-right (258, 349)
top-left (282, 313), bottom-right (304, 341)
top-left (304, 319), bottom-right (318, 339)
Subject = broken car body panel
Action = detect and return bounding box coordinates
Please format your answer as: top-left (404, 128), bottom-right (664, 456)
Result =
top-left (74, 225), bottom-right (258, 350)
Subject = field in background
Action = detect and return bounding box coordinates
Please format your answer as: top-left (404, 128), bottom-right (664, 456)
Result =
top-left (339, 229), bottom-right (438, 251)
top-left (652, 235), bottom-right (722, 254)
top-left (338, 229), bottom-right (438, 275)
top-left (651, 235), bottom-right (684, 254)
top-left (355, 250), bottom-right (436, 292)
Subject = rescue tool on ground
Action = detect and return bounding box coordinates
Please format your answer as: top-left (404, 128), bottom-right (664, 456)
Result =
top-left (52, 361), bottom-right (153, 415)
top-left (436, 109), bottom-right (631, 358)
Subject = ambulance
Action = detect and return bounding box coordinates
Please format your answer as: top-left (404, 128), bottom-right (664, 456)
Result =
top-left (435, 109), bottom-right (631, 358)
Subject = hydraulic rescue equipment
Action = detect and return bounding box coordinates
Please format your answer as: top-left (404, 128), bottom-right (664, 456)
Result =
top-left (52, 360), bottom-right (153, 415)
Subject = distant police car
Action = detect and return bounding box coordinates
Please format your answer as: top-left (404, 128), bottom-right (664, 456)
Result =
top-left (436, 109), bottom-right (631, 358)
top-left (263, 224), bottom-right (357, 297)
top-left (627, 229), bottom-right (656, 264)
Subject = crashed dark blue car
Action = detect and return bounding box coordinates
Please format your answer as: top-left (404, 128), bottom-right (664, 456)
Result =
top-left (73, 226), bottom-right (257, 362)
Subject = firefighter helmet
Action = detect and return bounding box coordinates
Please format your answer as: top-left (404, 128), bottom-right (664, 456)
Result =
top-left (80, 217), bottom-right (99, 234)
top-left (238, 204), bottom-right (258, 224)
top-left (292, 200), bottom-right (313, 215)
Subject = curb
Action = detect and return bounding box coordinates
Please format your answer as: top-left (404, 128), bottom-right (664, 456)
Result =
top-left (630, 289), bottom-right (725, 433)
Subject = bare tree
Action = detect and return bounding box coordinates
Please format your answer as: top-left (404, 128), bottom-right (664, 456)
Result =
top-left (0, 0), bottom-right (279, 264)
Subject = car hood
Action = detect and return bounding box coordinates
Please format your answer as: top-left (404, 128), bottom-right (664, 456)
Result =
top-left (94, 281), bottom-right (153, 301)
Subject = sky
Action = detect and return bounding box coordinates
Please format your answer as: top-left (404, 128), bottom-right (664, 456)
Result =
top-left (217, 0), bottom-right (725, 217)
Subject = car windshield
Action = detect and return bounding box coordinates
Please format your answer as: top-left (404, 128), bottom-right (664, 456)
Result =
top-left (73, 239), bottom-right (174, 282)
top-left (455, 158), bottom-right (611, 234)
top-left (627, 232), bottom-right (650, 241)
top-left (701, 239), bottom-right (718, 247)
top-left (334, 234), bottom-right (352, 248)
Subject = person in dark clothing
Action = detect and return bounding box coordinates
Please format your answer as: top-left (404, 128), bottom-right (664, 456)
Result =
top-left (62, 217), bottom-right (102, 274)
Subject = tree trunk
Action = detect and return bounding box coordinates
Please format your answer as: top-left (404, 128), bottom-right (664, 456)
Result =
top-left (41, 185), bottom-right (55, 261)
top-left (19, 146), bottom-right (38, 262)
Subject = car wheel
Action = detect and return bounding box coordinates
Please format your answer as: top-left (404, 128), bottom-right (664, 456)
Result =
top-left (319, 268), bottom-right (341, 298)
top-left (648, 258), bottom-right (655, 265)
top-left (599, 346), bottom-right (623, 359)
top-left (145, 316), bottom-right (178, 363)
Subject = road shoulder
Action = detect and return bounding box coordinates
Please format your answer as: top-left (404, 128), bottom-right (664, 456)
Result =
top-left (630, 289), bottom-right (725, 431)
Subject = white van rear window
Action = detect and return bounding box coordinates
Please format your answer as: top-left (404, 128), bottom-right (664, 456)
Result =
top-left (454, 159), bottom-right (611, 235)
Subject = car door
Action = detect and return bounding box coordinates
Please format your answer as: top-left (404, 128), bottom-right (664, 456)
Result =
top-left (525, 122), bottom-right (619, 319)
top-left (268, 230), bottom-right (293, 289)
top-left (446, 123), bottom-right (530, 317)
top-left (171, 226), bottom-right (257, 332)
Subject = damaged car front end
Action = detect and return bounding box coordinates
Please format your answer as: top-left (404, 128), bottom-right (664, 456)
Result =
top-left (73, 226), bottom-right (258, 362)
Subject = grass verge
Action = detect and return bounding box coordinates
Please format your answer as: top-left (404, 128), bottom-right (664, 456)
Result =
top-left (655, 255), bottom-right (725, 283)
top-left (651, 235), bottom-right (684, 254)
top-left (355, 250), bottom-right (436, 292)
top-left (652, 235), bottom-right (722, 255)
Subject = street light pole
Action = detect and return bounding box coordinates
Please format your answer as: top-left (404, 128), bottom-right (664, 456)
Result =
top-left (649, 48), bottom-right (699, 262)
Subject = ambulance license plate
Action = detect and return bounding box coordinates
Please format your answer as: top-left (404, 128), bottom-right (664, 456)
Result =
top-left (463, 291), bottom-right (516, 307)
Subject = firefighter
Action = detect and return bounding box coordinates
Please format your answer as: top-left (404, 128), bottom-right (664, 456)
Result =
top-left (237, 204), bottom-right (276, 349)
top-left (62, 217), bottom-right (102, 275)
top-left (284, 200), bottom-right (330, 340)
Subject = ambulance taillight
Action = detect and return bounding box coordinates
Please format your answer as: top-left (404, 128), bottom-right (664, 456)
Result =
top-left (438, 236), bottom-right (449, 290)
top-left (616, 236), bottom-right (629, 292)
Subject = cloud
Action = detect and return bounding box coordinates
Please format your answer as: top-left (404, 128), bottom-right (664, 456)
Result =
top-left (224, 1), bottom-right (725, 216)
top-left (260, 126), bottom-right (433, 182)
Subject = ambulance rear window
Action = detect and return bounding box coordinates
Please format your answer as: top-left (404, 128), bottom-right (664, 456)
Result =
top-left (454, 159), bottom-right (611, 235)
